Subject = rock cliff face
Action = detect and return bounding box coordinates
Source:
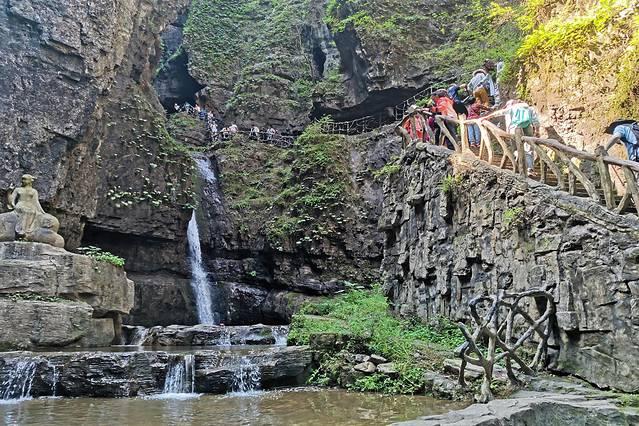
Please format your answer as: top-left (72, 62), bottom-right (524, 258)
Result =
top-left (380, 143), bottom-right (639, 392)
top-left (0, 242), bottom-right (134, 349)
top-left (516, 1), bottom-right (639, 152)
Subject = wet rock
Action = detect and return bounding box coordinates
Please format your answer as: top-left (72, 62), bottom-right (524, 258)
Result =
top-left (127, 324), bottom-right (289, 346)
top-left (423, 372), bottom-right (463, 400)
top-left (369, 354), bottom-right (387, 365)
top-left (394, 392), bottom-right (639, 425)
top-left (354, 361), bottom-right (376, 374)
top-left (0, 346), bottom-right (314, 398)
top-left (0, 242), bottom-right (134, 316)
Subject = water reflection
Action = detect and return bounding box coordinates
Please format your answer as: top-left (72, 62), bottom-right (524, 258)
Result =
top-left (0, 387), bottom-right (467, 426)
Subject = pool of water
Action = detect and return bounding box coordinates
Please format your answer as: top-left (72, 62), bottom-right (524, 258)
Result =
top-left (0, 387), bottom-right (466, 425)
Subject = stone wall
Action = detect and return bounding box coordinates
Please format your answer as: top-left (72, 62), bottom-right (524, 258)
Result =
top-left (380, 143), bottom-right (639, 392)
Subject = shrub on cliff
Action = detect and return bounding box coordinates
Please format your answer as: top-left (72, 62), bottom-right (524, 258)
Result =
top-left (289, 286), bottom-right (464, 394)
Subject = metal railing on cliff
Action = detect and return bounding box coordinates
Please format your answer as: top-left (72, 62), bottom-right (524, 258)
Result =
top-left (396, 108), bottom-right (639, 216)
top-left (319, 76), bottom-right (460, 135)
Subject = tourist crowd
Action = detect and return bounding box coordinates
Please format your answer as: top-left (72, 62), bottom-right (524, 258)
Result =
top-left (173, 102), bottom-right (280, 144)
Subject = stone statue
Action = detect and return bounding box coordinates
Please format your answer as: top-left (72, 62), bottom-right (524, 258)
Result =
top-left (0, 174), bottom-right (65, 248)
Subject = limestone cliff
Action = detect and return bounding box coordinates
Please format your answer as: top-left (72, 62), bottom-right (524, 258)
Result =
top-left (512, 0), bottom-right (639, 152)
top-left (380, 142), bottom-right (639, 392)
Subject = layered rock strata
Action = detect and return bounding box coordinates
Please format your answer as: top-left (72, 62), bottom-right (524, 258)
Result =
top-left (0, 346), bottom-right (313, 397)
top-left (380, 143), bottom-right (639, 392)
top-left (0, 242), bottom-right (134, 349)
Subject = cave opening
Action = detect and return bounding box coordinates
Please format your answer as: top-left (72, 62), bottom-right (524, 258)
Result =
top-left (312, 45), bottom-right (326, 77)
top-left (153, 47), bottom-right (205, 112)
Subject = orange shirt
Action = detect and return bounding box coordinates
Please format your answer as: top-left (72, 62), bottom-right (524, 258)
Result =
top-left (435, 97), bottom-right (457, 119)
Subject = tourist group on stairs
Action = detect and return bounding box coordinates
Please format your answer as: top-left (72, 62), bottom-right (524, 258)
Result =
top-left (404, 58), bottom-right (639, 169)
top-left (174, 101), bottom-right (280, 144)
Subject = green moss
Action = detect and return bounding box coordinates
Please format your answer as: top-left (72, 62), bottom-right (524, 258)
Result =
top-left (289, 286), bottom-right (465, 394)
top-left (517, 0), bottom-right (620, 58)
top-left (611, 16), bottom-right (639, 119)
top-left (77, 246), bottom-right (126, 268)
top-left (372, 161), bottom-right (401, 181)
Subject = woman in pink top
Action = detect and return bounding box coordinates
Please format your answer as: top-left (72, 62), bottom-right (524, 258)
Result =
top-left (431, 89), bottom-right (458, 148)
top-left (467, 99), bottom-right (491, 147)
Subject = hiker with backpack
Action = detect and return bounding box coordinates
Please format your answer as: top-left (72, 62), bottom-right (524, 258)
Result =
top-left (502, 100), bottom-right (540, 176)
top-left (605, 120), bottom-right (639, 162)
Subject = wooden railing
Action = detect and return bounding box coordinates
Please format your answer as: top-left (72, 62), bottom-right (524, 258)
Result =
top-left (396, 109), bottom-right (639, 215)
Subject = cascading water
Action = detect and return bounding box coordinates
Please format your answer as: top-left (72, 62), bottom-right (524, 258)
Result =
top-left (0, 359), bottom-right (38, 402)
top-left (187, 212), bottom-right (217, 325)
top-left (231, 357), bottom-right (261, 395)
top-left (162, 355), bottom-right (196, 395)
top-left (273, 326), bottom-right (289, 346)
top-left (187, 157), bottom-right (221, 325)
top-left (48, 361), bottom-right (59, 397)
top-left (217, 328), bottom-right (231, 347)
top-left (129, 327), bottom-right (149, 346)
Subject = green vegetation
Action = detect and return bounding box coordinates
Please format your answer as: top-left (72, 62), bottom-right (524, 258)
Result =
top-left (618, 393), bottom-right (639, 408)
top-left (372, 161), bottom-right (401, 181)
top-left (184, 0), bottom-right (318, 118)
top-left (289, 286), bottom-right (465, 394)
top-left (440, 174), bottom-right (463, 194)
top-left (77, 246), bottom-right (126, 268)
top-left (3, 293), bottom-right (68, 303)
top-left (267, 119), bottom-right (353, 247)
top-left (502, 206), bottom-right (525, 229)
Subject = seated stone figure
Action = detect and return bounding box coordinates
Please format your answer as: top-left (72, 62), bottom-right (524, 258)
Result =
top-left (1, 174), bottom-right (65, 248)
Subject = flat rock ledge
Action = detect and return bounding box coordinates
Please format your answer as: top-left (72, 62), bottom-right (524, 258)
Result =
top-left (0, 242), bottom-right (134, 315)
top-left (122, 324), bottom-right (289, 346)
top-left (0, 346), bottom-right (313, 398)
top-left (394, 392), bottom-right (639, 426)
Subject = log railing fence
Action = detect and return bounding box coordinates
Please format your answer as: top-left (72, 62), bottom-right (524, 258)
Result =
top-left (396, 109), bottom-right (639, 215)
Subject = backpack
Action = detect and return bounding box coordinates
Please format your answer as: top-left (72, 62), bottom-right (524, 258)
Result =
top-left (510, 106), bottom-right (534, 129)
top-left (632, 122), bottom-right (639, 144)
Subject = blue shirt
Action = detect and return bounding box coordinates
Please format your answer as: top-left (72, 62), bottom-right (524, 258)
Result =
top-left (613, 124), bottom-right (639, 161)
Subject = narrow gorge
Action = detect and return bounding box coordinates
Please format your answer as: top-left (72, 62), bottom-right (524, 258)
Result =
top-left (1, 0), bottom-right (639, 425)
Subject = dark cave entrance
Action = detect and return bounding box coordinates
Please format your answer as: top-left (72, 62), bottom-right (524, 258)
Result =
top-left (153, 47), bottom-right (205, 112)
top-left (312, 45), bottom-right (326, 77)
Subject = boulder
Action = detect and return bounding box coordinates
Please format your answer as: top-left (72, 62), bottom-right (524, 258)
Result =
top-left (377, 362), bottom-right (397, 375)
top-left (354, 354), bottom-right (371, 363)
top-left (0, 299), bottom-right (94, 350)
top-left (393, 392), bottom-right (639, 425)
top-left (0, 242), bottom-right (134, 316)
top-left (354, 361), bottom-right (376, 373)
top-left (370, 354), bottom-right (388, 365)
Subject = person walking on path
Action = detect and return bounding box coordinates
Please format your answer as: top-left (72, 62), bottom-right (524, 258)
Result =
top-left (605, 119), bottom-right (639, 161)
top-left (466, 98), bottom-right (491, 147)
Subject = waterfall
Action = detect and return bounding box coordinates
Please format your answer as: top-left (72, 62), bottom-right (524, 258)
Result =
top-left (187, 213), bottom-right (217, 325)
top-left (217, 328), bottom-right (231, 347)
top-left (162, 355), bottom-right (196, 395)
top-left (273, 326), bottom-right (289, 346)
top-left (187, 156), bottom-right (221, 325)
top-left (129, 327), bottom-right (149, 346)
top-left (231, 357), bottom-right (261, 394)
top-left (0, 359), bottom-right (38, 402)
top-left (48, 361), bottom-right (59, 397)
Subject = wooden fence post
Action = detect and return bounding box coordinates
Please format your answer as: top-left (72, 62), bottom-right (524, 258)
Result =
top-left (515, 128), bottom-right (526, 176)
top-left (595, 146), bottom-right (615, 209)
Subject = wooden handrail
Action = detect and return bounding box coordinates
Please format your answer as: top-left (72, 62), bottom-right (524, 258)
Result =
top-left (396, 109), bottom-right (639, 216)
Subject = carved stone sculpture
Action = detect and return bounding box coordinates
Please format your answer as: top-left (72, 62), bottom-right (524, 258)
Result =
top-left (1, 174), bottom-right (65, 248)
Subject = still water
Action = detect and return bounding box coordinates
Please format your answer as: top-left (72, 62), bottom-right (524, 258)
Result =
top-left (0, 387), bottom-right (465, 426)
